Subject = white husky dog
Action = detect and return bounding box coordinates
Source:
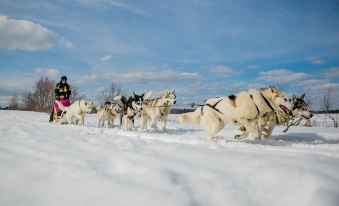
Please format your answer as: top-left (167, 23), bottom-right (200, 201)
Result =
top-left (140, 90), bottom-right (176, 131)
top-left (97, 102), bottom-right (122, 127)
top-left (252, 93), bottom-right (313, 139)
top-left (55, 100), bottom-right (94, 126)
top-left (179, 87), bottom-right (292, 141)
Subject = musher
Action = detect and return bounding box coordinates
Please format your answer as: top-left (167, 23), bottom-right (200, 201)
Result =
top-left (49, 76), bottom-right (71, 122)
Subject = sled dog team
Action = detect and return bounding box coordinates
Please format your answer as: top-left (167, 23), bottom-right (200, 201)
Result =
top-left (55, 90), bottom-right (177, 131)
top-left (55, 87), bottom-right (313, 141)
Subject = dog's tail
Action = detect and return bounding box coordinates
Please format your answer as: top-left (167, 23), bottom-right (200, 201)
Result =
top-left (114, 95), bottom-right (122, 101)
top-left (179, 107), bottom-right (202, 124)
top-left (55, 100), bottom-right (68, 112)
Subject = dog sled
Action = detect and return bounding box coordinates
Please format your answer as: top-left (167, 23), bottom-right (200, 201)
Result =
top-left (50, 98), bottom-right (71, 123)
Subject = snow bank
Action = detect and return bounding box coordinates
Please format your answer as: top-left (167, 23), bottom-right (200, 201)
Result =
top-left (0, 110), bottom-right (338, 206)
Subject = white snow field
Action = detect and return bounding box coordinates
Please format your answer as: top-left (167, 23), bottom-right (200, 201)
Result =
top-left (1, 110), bottom-right (339, 206)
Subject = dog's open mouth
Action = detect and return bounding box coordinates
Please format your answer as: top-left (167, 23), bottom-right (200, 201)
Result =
top-left (279, 105), bottom-right (289, 114)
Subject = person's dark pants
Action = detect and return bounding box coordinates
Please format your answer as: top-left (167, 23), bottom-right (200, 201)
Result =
top-left (49, 108), bottom-right (63, 122)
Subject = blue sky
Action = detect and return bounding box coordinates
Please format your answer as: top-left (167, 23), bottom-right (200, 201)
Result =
top-left (0, 0), bottom-right (338, 109)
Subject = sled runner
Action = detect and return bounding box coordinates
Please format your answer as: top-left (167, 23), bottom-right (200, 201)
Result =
top-left (53, 105), bottom-right (59, 123)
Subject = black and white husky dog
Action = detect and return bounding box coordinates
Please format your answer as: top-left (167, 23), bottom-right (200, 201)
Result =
top-left (253, 93), bottom-right (313, 139)
top-left (115, 92), bottom-right (151, 130)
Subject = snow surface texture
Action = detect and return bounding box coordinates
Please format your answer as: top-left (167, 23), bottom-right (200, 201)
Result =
top-left (0, 110), bottom-right (339, 206)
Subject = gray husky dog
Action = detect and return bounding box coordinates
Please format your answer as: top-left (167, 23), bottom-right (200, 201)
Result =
top-left (250, 93), bottom-right (313, 139)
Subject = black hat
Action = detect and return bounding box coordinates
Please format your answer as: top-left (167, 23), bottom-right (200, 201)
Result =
top-left (61, 76), bottom-right (67, 81)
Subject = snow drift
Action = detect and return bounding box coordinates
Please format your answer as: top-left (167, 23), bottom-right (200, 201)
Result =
top-left (0, 110), bottom-right (339, 206)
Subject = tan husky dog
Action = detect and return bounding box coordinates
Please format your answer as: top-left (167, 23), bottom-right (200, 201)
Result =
top-left (179, 87), bottom-right (292, 141)
top-left (140, 90), bottom-right (176, 131)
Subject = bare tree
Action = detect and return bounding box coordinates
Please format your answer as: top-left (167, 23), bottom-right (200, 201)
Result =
top-left (9, 96), bottom-right (18, 110)
top-left (321, 90), bottom-right (333, 111)
top-left (24, 92), bottom-right (37, 111)
top-left (70, 85), bottom-right (86, 102)
top-left (302, 89), bottom-right (314, 108)
top-left (97, 82), bottom-right (124, 104)
top-left (24, 76), bottom-right (56, 112)
top-left (320, 89), bottom-right (338, 127)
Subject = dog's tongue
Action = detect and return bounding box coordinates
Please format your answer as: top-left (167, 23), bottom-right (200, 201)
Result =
top-left (280, 105), bottom-right (288, 114)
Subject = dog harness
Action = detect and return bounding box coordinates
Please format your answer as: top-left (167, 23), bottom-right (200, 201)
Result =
top-left (282, 98), bottom-right (306, 132)
top-left (190, 98), bottom-right (224, 115)
top-left (283, 116), bottom-right (302, 133)
top-left (205, 99), bottom-right (224, 114)
top-left (149, 97), bottom-right (174, 117)
top-left (249, 94), bottom-right (261, 120)
top-left (261, 94), bottom-right (275, 112)
top-left (256, 93), bottom-right (281, 123)
top-left (197, 99), bottom-right (224, 116)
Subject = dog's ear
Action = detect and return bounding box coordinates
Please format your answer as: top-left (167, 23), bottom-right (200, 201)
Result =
top-left (144, 91), bottom-right (153, 100)
top-left (114, 95), bottom-right (122, 101)
top-left (267, 87), bottom-right (275, 96)
top-left (172, 90), bottom-right (175, 94)
top-left (301, 93), bottom-right (305, 99)
top-left (291, 95), bottom-right (297, 104)
top-left (121, 96), bottom-right (127, 104)
top-left (133, 91), bottom-right (136, 97)
top-left (85, 101), bottom-right (87, 106)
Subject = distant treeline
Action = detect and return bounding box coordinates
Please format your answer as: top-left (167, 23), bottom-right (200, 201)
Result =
top-left (311, 110), bottom-right (339, 114)
top-left (171, 109), bottom-right (339, 114)
top-left (0, 105), bottom-right (195, 114)
top-left (170, 108), bottom-right (195, 114)
top-left (2, 106), bottom-right (339, 114)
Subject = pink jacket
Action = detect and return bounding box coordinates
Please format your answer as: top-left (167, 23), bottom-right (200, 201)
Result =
top-left (54, 98), bottom-right (71, 111)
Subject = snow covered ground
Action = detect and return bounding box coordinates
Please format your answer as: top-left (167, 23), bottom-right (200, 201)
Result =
top-left (0, 110), bottom-right (339, 206)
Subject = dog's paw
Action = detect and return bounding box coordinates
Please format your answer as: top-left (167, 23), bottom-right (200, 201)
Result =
top-left (234, 134), bottom-right (246, 140)
top-left (207, 138), bottom-right (218, 144)
top-left (239, 126), bottom-right (246, 132)
top-left (149, 127), bottom-right (157, 132)
top-left (138, 128), bottom-right (147, 132)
